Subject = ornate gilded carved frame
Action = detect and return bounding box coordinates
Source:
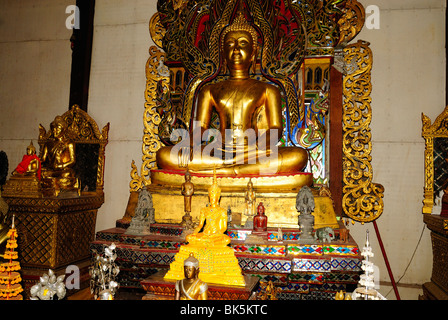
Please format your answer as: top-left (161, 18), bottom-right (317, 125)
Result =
top-left (131, 0), bottom-right (384, 223)
top-left (422, 106), bottom-right (448, 214)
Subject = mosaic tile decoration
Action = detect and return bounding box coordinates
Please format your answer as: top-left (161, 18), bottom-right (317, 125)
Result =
top-left (132, 249), bottom-right (177, 266)
top-left (142, 240), bottom-right (183, 250)
top-left (237, 255), bottom-right (292, 273)
top-left (300, 290), bottom-right (338, 300)
top-left (95, 230), bottom-right (123, 243)
top-left (232, 244), bottom-right (286, 256)
top-left (288, 272), bottom-right (325, 283)
top-left (279, 282), bottom-right (310, 293)
top-left (288, 271), bottom-right (359, 284)
top-left (288, 244), bottom-right (323, 255)
top-left (245, 272), bottom-right (289, 285)
top-left (330, 257), bottom-right (362, 271)
top-left (227, 229), bottom-right (252, 240)
top-left (322, 245), bottom-right (359, 256)
top-left (228, 228), bottom-right (301, 241)
top-left (292, 258), bottom-right (332, 272)
top-left (277, 292), bottom-right (302, 300)
top-left (267, 231), bottom-right (301, 241)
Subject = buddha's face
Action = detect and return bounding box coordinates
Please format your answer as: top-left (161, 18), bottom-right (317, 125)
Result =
top-left (51, 123), bottom-right (64, 139)
top-left (26, 146), bottom-right (35, 156)
top-left (184, 265), bottom-right (198, 279)
top-left (223, 30), bottom-right (254, 71)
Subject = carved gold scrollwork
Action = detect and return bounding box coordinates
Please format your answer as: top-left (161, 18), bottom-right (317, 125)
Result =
top-left (337, 0), bottom-right (365, 45)
top-left (129, 45), bottom-right (169, 191)
top-left (149, 12), bottom-right (165, 48)
top-left (342, 40), bottom-right (384, 223)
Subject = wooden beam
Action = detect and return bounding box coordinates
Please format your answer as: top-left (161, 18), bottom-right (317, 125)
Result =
top-left (329, 65), bottom-right (343, 216)
top-left (68, 0), bottom-right (95, 112)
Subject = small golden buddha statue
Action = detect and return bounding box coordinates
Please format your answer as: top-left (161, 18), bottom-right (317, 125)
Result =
top-left (185, 170), bottom-right (230, 247)
top-left (155, 11), bottom-right (308, 176)
top-left (175, 253), bottom-right (208, 300)
top-left (40, 115), bottom-right (79, 196)
top-left (245, 179), bottom-right (256, 217)
top-left (11, 141), bottom-right (41, 179)
top-left (164, 169), bottom-right (245, 286)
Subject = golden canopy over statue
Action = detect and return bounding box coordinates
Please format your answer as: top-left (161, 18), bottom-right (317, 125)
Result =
top-left (155, 11), bottom-right (308, 177)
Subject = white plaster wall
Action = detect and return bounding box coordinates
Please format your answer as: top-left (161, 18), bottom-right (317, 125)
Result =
top-left (0, 0), bottom-right (73, 181)
top-left (87, 0), bottom-right (157, 234)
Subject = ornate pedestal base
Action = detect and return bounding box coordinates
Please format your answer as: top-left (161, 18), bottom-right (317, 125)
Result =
top-left (142, 270), bottom-right (258, 300)
top-left (2, 176), bottom-right (42, 198)
top-left (420, 213), bottom-right (448, 300)
top-left (164, 243), bottom-right (246, 287)
top-left (3, 194), bottom-right (104, 298)
top-left (92, 220), bottom-right (361, 300)
top-left (150, 169), bottom-right (313, 193)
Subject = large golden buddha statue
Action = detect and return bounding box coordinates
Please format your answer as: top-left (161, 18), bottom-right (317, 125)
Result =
top-left (155, 12), bottom-right (308, 176)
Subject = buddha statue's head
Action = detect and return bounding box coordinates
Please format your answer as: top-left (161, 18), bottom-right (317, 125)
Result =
top-left (26, 141), bottom-right (36, 156)
top-left (208, 169), bottom-right (221, 204)
top-left (50, 116), bottom-right (68, 139)
top-left (220, 11), bottom-right (258, 75)
top-left (183, 253), bottom-right (199, 279)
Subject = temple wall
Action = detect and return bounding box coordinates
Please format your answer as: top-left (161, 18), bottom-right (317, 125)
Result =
top-left (0, 0), bottom-right (446, 299)
top-left (0, 0), bottom-right (72, 169)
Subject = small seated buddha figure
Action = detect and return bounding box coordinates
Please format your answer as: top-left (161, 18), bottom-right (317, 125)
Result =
top-left (253, 202), bottom-right (268, 233)
top-left (164, 169), bottom-right (245, 286)
top-left (11, 141), bottom-right (41, 179)
top-left (155, 11), bottom-right (308, 176)
top-left (185, 170), bottom-right (230, 247)
top-left (175, 253), bottom-right (208, 300)
top-left (40, 115), bottom-right (79, 196)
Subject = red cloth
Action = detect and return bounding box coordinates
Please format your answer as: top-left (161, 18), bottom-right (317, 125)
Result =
top-left (14, 154), bottom-right (41, 179)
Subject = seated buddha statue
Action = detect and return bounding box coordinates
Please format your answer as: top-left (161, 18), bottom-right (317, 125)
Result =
top-left (11, 141), bottom-right (41, 179)
top-left (185, 169), bottom-right (230, 247)
top-left (155, 12), bottom-right (308, 176)
top-left (40, 115), bottom-right (79, 196)
top-left (164, 169), bottom-right (245, 286)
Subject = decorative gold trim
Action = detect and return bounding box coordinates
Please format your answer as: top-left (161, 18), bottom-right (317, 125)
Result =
top-left (149, 12), bottom-right (165, 49)
top-left (130, 44), bottom-right (168, 191)
top-left (342, 40), bottom-right (384, 223)
top-left (337, 0), bottom-right (365, 45)
top-left (422, 105), bottom-right (448, 214)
